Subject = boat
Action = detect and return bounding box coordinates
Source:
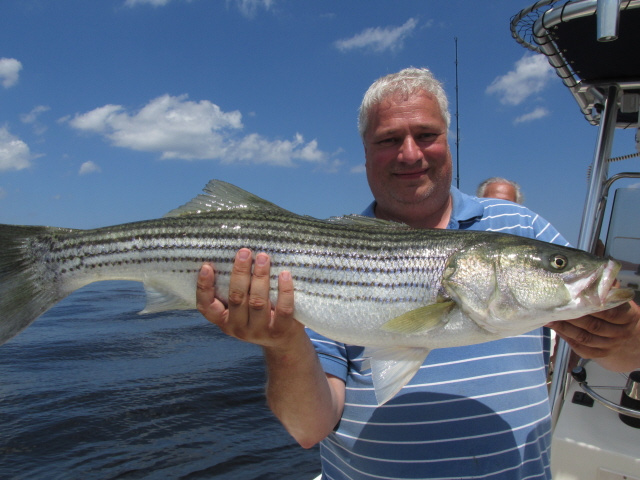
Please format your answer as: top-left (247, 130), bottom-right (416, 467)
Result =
top-left (512, 0), bottom-right (640, 478)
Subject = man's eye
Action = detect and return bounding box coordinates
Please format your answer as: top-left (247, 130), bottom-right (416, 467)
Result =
top-left (417, 133), bottom-right (437, 141)
top-left (377, 137), bottom-right (397, 146)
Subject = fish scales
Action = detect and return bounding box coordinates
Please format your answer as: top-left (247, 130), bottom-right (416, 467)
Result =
top-left (1, 179), bottom-right (633, 404)
top-left (31, 209), bottom-right (453, 306)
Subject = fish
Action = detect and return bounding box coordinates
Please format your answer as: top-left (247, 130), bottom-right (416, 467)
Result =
top-left (0, 179), bottom-right (633, 404)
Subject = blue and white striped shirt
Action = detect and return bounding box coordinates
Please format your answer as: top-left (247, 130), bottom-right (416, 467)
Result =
top-left (307, 187), bottom-right (570, 480)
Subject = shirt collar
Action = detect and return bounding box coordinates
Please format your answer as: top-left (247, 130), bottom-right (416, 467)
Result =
top-left (448, 186), bottom-right (484, 229)
top-left (361, 186), bottom-right (484, 229)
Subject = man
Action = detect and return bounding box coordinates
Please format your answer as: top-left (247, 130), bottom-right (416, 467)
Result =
top-left (196, 68), bottom-right (640, 479)
top-left (477, 177), bottom-right (524, 203)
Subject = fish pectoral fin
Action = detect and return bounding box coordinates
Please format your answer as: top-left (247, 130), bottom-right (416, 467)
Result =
top-left (363, 346), bottom-right (430, 405)
top-left (380, 302), bottom-right (454, 334)
top-left (139, 283), bottom-right (193, 314)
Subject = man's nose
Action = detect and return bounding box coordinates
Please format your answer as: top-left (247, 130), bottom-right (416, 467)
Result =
top-left (398, 136), bottom-right (423, 163)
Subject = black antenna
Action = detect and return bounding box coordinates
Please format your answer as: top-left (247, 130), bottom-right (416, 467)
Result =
top-left (454, 37), bottom-right (460, 189)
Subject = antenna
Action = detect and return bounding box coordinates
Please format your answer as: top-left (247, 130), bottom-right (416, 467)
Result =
top-left (454, 37), bottom-right (460, 189)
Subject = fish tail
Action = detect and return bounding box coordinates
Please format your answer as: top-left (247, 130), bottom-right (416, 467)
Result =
top-left (0, 224), bottom-right (69, 344)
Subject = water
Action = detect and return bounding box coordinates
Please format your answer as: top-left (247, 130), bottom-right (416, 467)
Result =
top-left (0, 281), bottom-right (320, 479)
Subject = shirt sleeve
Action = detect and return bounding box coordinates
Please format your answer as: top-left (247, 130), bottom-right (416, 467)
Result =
top-left (474, 198), bottom-right (571, 247)
top-left (531, 212), bottom-right (571, 246)
top-left (306, 327), bottom-right (349, 381)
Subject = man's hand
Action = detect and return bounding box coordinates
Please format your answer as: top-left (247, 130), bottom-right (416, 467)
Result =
top-left (196, 249), bottom-right (345, 447)
top-left (196, 248), bottom-right (305, 348)
top-left (548, 300), bottom-right (640, 372)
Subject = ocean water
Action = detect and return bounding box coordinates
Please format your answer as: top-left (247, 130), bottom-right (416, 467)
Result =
top-left (0, 281), bottom-right (320, 479)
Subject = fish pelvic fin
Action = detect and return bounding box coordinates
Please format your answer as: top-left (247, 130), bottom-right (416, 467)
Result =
top-left (363, 346), bottom-right (431, 405)
top-left (380, 301), bottom-right (454, 335)
top-left (0, 224), bottom-right (73, 344)
top-left (164, 179), bottom-right (291, 217)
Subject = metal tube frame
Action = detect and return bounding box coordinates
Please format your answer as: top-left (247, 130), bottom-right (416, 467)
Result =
top-left (525, 0), bottom-right (640, 126)
top-left (548, 84), bottom-right (621, 429)
top-left (597, 0), bottom-right (622, 41)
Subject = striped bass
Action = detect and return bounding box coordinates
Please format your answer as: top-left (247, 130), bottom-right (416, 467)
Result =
top-left (0, 179), bottom-right (633, 404)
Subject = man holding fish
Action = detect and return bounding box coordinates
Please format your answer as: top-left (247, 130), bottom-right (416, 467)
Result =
top-left (196, 68), bottom-right (640, 479)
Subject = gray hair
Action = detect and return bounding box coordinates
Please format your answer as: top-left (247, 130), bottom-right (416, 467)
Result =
top-left (476, 177), bottom-right (524, 204)
top-left (358, 67), bottom-right (450, 140)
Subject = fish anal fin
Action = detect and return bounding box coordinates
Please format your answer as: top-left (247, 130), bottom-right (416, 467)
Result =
top-left (139, 282), bottom-right (193, 314)
top-left (381, 301), bottom-right (454, 335)
top-left (363, 346), bottom-right (430, 405)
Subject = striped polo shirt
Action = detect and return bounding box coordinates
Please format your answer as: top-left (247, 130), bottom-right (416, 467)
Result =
top-left (307, 187), bottom-right (570, 480)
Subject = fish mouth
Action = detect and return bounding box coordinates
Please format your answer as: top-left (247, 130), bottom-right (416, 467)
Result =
top-left (579, 260), bottom-right (633, 307)
top-left (598, 260), bottom-right (621, 303)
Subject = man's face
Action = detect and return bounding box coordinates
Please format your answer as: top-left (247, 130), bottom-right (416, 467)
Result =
top-left (482, 182), bottom-right (518, 203)
top-left (363, 92), bottom-right (452, 227)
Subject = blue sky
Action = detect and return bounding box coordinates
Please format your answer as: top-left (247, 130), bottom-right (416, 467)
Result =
top-left (1, 0), bottom-right (638, 245)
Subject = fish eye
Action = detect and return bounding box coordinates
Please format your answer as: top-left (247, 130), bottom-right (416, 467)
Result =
top-left (549, 254), bottom-right (568, 270)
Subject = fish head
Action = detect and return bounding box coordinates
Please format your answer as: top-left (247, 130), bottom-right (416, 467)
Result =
top-left (442, 237), bottom-right (634, 335)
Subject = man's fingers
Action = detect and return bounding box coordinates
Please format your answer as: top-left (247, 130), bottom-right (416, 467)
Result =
top-left (549, 302), bottom-right (640, 361)
top-left (248, 253), bottom-right (272, 314)
top-left (226, 249), bottom-right (275, 339)
top-left (198, 251), bottom-right (303, 349)
top-left (196, 263), bottom-right (215, 304)
top-left (269, 270), bottom-right (305, 340)
top-left (196, 263), bottom-right (228, 326)
top-left (551, 315), bottom-right (620, 342)
top-left (228, 248), bottom-right (253, 311)
top-left (551, 320), bottom-right (609, 349)
top-left (590, 301), bottom-right (637, 325)
top-left (275, 271), bottom-right (295, 320)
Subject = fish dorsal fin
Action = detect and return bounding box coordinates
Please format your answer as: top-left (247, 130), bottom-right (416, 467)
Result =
top-left (164, 179), bottom-right (289, 217)
top-left (325, 214), bottom-right (410, 229)
top-left (362, 346), bottom-right (431, 405)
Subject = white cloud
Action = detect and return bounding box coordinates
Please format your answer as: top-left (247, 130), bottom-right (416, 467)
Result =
top-left (514, 107), bottom-right (550, 124)
top-left (79, 161), bottom-right (102, 175)
top-left (486, 54), bottom-right (555, 106)
top-left (67, 94), bottom-right (329, 166)
top-left (230, 133), bottom-right (325, 166)
top-left (124, 0), bottom-right (274, 17)
top-left (69, 104), bottom-right (128, 133)
top-left (0, 58), bottom-right (23, 88)
top-left (0, 126), bottom-right (33, 171)
top-left (230, 0), bottom-right (275, 18)
top-left (20, 105), bottom-right (51, 124)
top-left (21, 105), bottom-right (51, 135)
top-left (335, 18), bottom-right (418, 53)
top-left (124, 0), bottom-right (172, 6)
